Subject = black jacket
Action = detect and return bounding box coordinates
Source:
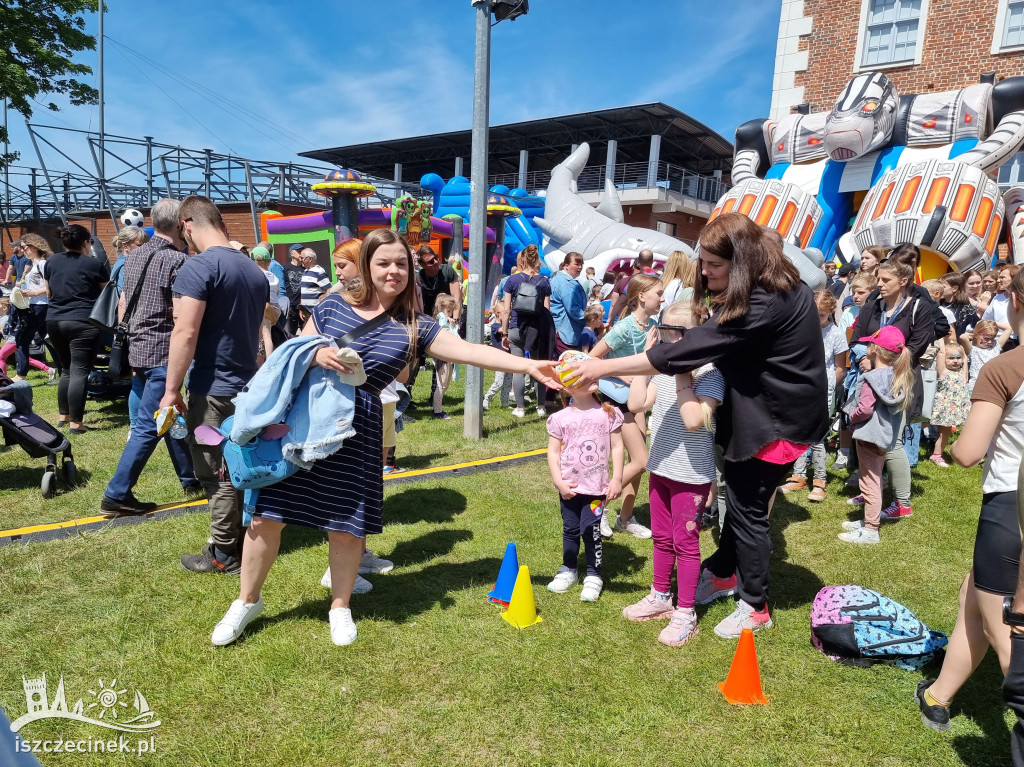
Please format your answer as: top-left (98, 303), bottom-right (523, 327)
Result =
top-left (851, 284), bottom-right (946, 367)
top-left (646, 283), bottom-right (828, 462)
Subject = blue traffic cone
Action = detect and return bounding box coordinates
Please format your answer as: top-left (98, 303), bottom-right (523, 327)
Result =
top-left (488, 542), bottom-right (519, 606)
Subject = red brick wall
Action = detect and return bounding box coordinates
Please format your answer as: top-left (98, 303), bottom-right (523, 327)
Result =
top-left (797, 0), bottom-right (1024, 113)
top-left (621, 204), bottom-right (707, 246)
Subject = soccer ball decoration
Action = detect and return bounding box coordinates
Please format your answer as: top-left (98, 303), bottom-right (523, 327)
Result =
top-left (120, 208), bottom-right (145, 227)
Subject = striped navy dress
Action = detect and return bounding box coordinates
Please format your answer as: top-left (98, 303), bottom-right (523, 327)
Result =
top-left (254, 295), bottom-right (440, 535)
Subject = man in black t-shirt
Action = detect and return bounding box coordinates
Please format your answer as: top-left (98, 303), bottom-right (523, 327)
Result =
top-left (417, 245), bottom-right (461, 318)
top-left (281, 243), bottom-right (305, 333)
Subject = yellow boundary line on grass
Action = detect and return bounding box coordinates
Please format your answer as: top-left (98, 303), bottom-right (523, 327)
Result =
top-left (0, 447), bottom-right (548, 542)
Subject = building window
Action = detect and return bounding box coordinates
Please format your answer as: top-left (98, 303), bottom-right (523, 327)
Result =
top-left (656, 221), bottom-right (676, 236)
top-left (860, 0), bottom-right (923, 67)
top-left (994, 0), bottom-right (1024, 52)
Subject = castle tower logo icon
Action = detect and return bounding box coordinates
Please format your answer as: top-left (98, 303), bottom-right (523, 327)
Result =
top-left (10, 674), bottom-right (160, 733)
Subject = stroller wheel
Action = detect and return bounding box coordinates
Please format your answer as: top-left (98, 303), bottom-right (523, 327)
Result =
top-left (62, 460), bottom-right (78, 486)
top-left (41, 471), bottom-right (57, 499)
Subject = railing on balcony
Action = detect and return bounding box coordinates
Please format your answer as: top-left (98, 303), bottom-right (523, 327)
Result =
top-left (488, 161), bottom-right (729, 204)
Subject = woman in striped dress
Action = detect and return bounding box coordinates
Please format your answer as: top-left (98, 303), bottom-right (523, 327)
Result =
top-left (211, 229), bottom-right (560, 647)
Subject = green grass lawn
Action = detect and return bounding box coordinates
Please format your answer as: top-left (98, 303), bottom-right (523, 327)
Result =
top-left (0, 365), bottom-right (1012, 765)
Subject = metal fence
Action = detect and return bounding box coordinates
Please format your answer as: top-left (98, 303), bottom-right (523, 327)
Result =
top-left (488, 160), bottom-right (729, 203)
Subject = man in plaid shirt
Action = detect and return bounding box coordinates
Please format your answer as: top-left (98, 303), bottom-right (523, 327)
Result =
top-left (101, 198), bottom-right (199, 514)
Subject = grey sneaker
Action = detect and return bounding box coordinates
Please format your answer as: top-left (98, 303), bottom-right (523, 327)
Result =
top-left (359, 548), bottom-right (394, 574)
top-left (614, 516), bottom-right (652, 539)
top-left (320, 568), bottom-right (374, 593)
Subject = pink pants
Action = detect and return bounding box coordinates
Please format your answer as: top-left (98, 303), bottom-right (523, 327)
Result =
top-left (0, 342), bottom-right (50, 373)
top-left (649, 473), bottom-right (711, 608)
top-left (855, 440), bottom-right (885, 530)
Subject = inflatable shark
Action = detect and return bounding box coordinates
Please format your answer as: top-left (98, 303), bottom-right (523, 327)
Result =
top-left (534, 143), bottom-right (695, 277)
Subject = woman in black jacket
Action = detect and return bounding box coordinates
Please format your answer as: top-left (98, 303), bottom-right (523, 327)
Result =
top-left (45, 224), bottom-right (109, 433)
top-left (567, 213), bottom-right (827, 639)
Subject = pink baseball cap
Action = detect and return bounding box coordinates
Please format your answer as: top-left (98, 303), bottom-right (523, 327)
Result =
top-left (858, 325), bottom-right (906, 353)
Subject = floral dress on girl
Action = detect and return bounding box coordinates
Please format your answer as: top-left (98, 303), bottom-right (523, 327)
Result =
top-left (931, 367), bottom-right (970, 427)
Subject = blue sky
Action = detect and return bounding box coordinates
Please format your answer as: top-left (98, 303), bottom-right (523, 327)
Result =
top-left (5, 0), bottom-right (782, 177)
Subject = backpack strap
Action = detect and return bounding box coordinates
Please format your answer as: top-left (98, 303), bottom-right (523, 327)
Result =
top-left (336, 311), bottom-right (392, 348)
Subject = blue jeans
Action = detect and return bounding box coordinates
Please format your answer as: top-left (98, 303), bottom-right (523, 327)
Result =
top-left (128, 373), bottom-right (144, 431)
top-left (104, 366), bottom-right (197, 500)
top-left (902, 421), bottom-right (921, 467)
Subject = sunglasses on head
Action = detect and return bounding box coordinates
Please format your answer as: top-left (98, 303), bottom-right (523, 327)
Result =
top-left (656, 323), bottom-right (687, 339)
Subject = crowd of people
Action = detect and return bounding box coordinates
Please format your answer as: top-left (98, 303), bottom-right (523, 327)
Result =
top-left (4, 204), bottom-right (1024, 753)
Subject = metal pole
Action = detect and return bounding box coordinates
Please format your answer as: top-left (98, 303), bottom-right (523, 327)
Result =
top-left (26, 123), bottom-right (68, 226)
top-left (2, 99), bottom-right (8, 223)
top-left (145, 136), bottom-right (154, 206)
top-left (244, 160), bottom-right (260, 243)
top-left (98, 1), bottom-right (104, 182)
top-left (465, 0), bottom-right (491, 440)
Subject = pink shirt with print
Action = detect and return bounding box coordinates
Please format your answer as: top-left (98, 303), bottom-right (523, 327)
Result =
top-left (546, 403), bottom-right (623, 496)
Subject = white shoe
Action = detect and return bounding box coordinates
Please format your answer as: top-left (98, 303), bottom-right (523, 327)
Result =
top-left (536, 407), bottom-right (547, 417)
top-left (211, 597), bottom-right (263, 646)
top-left (614, 516), bottom-right (652, 539)
top-left (321, 568), bottom-right (374, 593)
top-left (482, 397), bottom-right (491, 410)
top-left (580, 575), bottom-right (603, 602)
top-left (511, 407), bottom-right (525, 419)
top-left (547, 565), bottom-right (578, 593)
top-left (359, 548), bottom-right (394, 574)
top-left (838, 526), bottom-right (880, 544)
top-left (599, 512), bottom-right (613, 539)
top-left (841, 519), bottom-right (865, 531)
top-left (833, 453), bottom-right (849, 470)
top-left (329, 607), bottom-right (358, 646)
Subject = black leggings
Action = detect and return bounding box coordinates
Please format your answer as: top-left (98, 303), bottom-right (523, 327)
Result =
top-left (46, 319), bottom-right (99, 422)
top-left (561, 493), bottom-right (605, 577)
top-left (703, 457), bottom-right (793, 611)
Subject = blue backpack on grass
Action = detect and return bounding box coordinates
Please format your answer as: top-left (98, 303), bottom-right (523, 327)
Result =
top-left (810, 585), bottom-right (947, 670)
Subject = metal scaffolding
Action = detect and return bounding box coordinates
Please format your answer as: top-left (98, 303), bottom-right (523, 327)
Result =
top-left (1, 124), bottom-right (423, 241)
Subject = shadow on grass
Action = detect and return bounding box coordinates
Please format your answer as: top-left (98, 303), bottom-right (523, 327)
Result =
top-left (0, 463), bottom-right (92, 495)
top-left (526, 538), bottom-right (649, 593)
top-left (393, 452), bottom-right (447, 471)
top-left (388, 528), bottom-right (473, 567)
top-left (252, 556), bottom-right (503, 631)
top-left (386, 487), bottom-right (468, 524)
top-left (950, 653), bottom-right (1012, 767)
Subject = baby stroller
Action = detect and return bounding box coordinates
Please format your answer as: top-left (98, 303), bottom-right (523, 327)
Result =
top-left (0, 371), bottom-right (76, 498)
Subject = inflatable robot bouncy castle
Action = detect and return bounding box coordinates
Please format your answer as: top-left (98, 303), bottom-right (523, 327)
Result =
top-left (711, 71), bottom-right (1024, 276)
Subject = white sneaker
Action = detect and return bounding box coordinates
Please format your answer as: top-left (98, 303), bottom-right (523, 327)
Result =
top-left (359, 548), bottom-right (394, 574)
top-left (547, 565), bottom-right (578, 593)
top-left (536, 406), bottom-right (547, 417)
top-left (329, 607), bottom-right (358, 646)
top-left (211, 597), bottom-right (263, 646)
top-left (511, 407), bottom-right (525, 419)
top-left (321, 568), bottom-right (374, 593)
top-left (599, 512), bottom-right (613, 539)
top-left (833, 453), bottom-right (849, 470)
top-left (614, 516), bottom-right (652, 539)
top-left (838, 526), bottom-right (880, 544)
top-left (482, 396), bottom-right (491, 410)
top-left (580, 575), bottom-right (603, 602)
top-left (841, 519), bottom-right (865, 531)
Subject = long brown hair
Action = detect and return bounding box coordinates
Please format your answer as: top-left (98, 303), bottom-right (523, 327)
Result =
top-left (519, 243), bottom-right (541, 273)
top-left (939, 272), bottom-right (968, 304)
top-left (341, 229), bottom-right (423, 358)
top-left (623, 273), bottom-right (660, 316)
top-left (696, 212), bottom-right (800, 323)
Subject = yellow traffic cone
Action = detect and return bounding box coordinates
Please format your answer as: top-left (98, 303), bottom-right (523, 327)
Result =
top-left (501, 565), bottom-right (543, 629)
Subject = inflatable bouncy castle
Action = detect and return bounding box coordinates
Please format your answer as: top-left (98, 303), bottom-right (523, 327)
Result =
top-left (712, 71), bottom-right (1024, 276)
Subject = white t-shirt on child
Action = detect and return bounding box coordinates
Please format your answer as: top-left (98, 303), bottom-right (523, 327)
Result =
top-left (822, 323), bottom-right (849, 408)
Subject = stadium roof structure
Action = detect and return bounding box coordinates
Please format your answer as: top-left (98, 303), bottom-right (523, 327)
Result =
top-left (300, 102), bottom-right (734, 183)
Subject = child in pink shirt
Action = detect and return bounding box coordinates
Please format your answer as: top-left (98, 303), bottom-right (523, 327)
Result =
top-left (546, 376), bottom-right (624, 602)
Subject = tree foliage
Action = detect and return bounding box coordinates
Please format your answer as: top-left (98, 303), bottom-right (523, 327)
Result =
top-left (0, 0), bottom-right (98, 165)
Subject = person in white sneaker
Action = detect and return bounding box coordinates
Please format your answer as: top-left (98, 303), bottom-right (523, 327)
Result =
top-left (565, 214), bottom-right (830, 639)
top-left (841, 326), bottom-right (914, 545)
top-left (621, 301), bottom-right (725, 646)
top-left (587, 273), bottom-right (664, 538)
top-left (211, 230), bottom-right (561, 647)
top-left (545, 372), bottom-right (624, 602)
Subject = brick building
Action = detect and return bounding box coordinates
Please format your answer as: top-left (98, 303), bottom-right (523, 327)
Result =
top-left (772, 0), bottom-right (1024, 121)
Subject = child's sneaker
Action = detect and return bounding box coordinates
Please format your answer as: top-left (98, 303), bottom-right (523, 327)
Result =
top-left (713, 599), bottom-right (772, 638)
top-left (832, 452), bottom-right (849, 470)
top-left (807, 479), bottom-right (827, 502)
top-left (694, 569), bottom-right (737, 605)
top-left (536, 406), bottom-right (547, 417)
top-left (547, 566), bottom-right (578, 593)
top-left (658, 607), bottom-right (699, 646)
top-left (844, 471), bottom-right (860, 489)
top-left (779, 476), bottom-right (807, 493)
top-left (838, 526), bottom-right (880, 544)
top-left (881, 501), bottom-right (913, 521)
top-left (511, 407), bottom-right (525, 419)
top-left (622, 588), bottom-right (675, 621)
top-left (929, 454), bottom-right (949, 468)
top-left (599, 512), bottom-right (613, 539)
top-left (482, 396), bottom-right (491, 410)
top-left (847, 494), bottom-right (867, 506)
top-left (580, 575), bottom-right (603, 602)
top-left (841, 519), bottom-right (865, 531)
top-left (614, 516), bottom-right (652, 539)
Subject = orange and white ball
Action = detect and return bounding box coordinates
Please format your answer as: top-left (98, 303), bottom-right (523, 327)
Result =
top-left (556, 350), bottom-right (590, 387)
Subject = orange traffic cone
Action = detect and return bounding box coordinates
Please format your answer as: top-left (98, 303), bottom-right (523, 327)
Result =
top-left (717, 628), bottom-right (768, 705)
top-left (501, 565), bottom-right (543, 629)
